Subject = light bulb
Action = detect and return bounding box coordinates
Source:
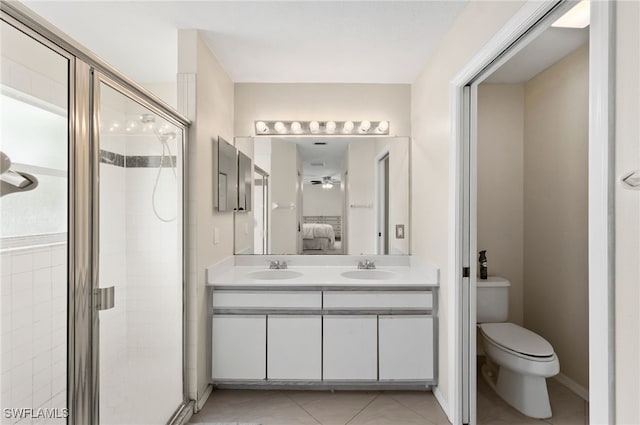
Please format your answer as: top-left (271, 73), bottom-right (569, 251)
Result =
top-left (291, 122), bottom-right (302, 134)
top-left (326, 121), bottom-right (336, 134)
top-left (256, 121), bottom-right (269, 134)
top-left (309, 121), bottom-right (320, 133)
top-left (358, 120), bottom-right (371, 133)
top-left (376, 121), bottom-right (389, 133)
top-left (274, 122), bottom-right (287, 134)
top-left (343, 121), bottom-right (354, 133)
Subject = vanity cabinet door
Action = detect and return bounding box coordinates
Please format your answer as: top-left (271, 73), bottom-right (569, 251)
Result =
top-left (323, 315), bottom-right (377, 380)
top-left (378, 315), bottom-right (434, 380)
top-left (211, 315), bottom-right (266, 380)
top-left (267, 315), bottom-right (321, 380)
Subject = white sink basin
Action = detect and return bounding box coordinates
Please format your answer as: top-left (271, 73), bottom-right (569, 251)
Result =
top-left (247, 270), bottom-right (303, 280)
top-left (340, 270), bottom-right (397, 280)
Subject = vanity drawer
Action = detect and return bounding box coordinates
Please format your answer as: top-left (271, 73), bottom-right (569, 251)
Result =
top-left (213, 290), bottom-right (322, 309)
top-left (323, 291), bottom-right (432, 310)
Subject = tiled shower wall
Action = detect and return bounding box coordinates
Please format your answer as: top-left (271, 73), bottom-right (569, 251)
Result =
top-left (98, 128), bottom-right (182, 423)
top-left (1, 241), bottom-right (67, 425)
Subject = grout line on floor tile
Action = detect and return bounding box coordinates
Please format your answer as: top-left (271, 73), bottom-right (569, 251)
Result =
top-left (387, 393), bottom-right (438, 425)
top-left (345, 393), bottom-right (381, 425)
top-left (281, 391), bottom-right (323, 425)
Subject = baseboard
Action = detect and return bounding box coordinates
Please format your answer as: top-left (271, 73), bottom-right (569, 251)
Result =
top-left (433, 386), bottom-right (452, 424)
top-left (553, 373), bottom-right (589, 401)
top-left (196, 384), bottom-right (213, 412)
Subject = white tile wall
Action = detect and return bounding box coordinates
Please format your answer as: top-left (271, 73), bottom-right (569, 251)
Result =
top-left (97, 130), bottom-right (183, 424)
top-left (1, 243), bottom-right (67, 425)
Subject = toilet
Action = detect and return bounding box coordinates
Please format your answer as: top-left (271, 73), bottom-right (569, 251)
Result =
top-left (477, 276), bottom-right (559, 419)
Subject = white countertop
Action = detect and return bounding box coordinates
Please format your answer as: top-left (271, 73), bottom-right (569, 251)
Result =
top-left (206, 255), bottom-right (439, 289)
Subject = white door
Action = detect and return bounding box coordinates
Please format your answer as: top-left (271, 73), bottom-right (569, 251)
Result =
top-left (267, 315), bottom-right (321, 380)
top-left (379, 315), bottom-right (434, 380)
top-left (323, 315), bottom-right (377, 380)
top-left (212, 315), bottom-right (266, 380)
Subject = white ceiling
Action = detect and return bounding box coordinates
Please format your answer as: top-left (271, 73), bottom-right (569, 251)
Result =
top-left (23, 1), bottom-right (468, 84)
top-left (484, 27), bottom-right (589, 84)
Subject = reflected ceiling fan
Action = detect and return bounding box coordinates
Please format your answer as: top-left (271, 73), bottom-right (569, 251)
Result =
top-left (310, 176), bottom-right (339, 189)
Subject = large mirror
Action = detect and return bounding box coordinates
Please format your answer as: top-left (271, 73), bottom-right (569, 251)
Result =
top-left (235, 136), bottom-right (410, 255)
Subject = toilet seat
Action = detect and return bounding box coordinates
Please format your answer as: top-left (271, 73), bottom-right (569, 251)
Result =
top-left (479, 323), bottom-right (554, 359)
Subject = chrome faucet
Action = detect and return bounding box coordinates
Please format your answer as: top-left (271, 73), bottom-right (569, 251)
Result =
top-left (269, 260), bottom-right (288, 269)
top-left (357, 259), bottom-right (376, 269)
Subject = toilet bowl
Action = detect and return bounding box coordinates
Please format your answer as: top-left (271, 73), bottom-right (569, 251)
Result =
top-left (477, 277), bottom-right (559, 419)
top-left (479, 322), bottom-right (559, 418)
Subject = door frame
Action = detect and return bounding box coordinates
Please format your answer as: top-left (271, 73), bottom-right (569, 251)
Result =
top-left (0, 2), bottom-right (193, 424)
top-left (450, 1), bottom-right (616, 424)
top-left (375, 147), bottom-right (391, 254)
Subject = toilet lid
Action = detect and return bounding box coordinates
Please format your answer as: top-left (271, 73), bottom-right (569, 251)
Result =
top-left (479, 323), bottom-right (554, 357)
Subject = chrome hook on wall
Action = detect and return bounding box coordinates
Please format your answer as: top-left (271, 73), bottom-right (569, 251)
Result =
top-left (621, 170), bottom-right (640, 191)
top-left (0, 151), bottom-right (39, 197)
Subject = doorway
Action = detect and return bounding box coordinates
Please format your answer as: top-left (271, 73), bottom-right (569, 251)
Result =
top-left (452, 1), bottom-right (615, 424)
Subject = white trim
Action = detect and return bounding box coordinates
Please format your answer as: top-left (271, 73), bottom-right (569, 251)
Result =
top-left (374, 145), bottom-right (390, 255)
top-left (553, 373), bottom-right (589, 402)
top-left (433, 385), bottom-right (451, 423)
top-left (196, 384), bottom-right (213, 412)
top-left (449, 0), bottom-right (615, 424)
top-left (588, 1), bottom-right (616, 423)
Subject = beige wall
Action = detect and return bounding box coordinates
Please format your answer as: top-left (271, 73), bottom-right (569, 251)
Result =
top-left (270, 140), bottom-right (301, 254)
top-left (177, 29), bottom-right (235, 402)
top-left (346, 142), bottom-right (377, 254)
top-left (615, 1), bottom-right (640, 423)
top-left (410, 0), bottom-right (526, 412)
top-left (234, 83), bottom-right (411, 137)
top-left (477, 84), bottom-right (525, 326)
top-left (303, 183), bottom-right (342, 216)
top-left (523, 44), bottom-right (589, 390)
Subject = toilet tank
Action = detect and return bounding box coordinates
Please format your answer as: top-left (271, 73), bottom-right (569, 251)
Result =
top-left (477, 276), bottom-right (510, 323)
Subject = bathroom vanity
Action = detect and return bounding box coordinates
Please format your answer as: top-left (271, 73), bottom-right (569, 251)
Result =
top-left (206, 255), bottom-right (439, 389)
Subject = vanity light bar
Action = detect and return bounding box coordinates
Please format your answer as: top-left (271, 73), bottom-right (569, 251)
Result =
top-left (254, 120), bottom-right (390, 136)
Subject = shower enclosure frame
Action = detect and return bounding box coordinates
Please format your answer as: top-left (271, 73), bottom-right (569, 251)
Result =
top-left (0, 2), bottom-right (193, 424)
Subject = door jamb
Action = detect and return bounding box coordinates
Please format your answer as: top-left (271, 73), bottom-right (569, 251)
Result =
top-left (449, 1), bottom-right (616, 424)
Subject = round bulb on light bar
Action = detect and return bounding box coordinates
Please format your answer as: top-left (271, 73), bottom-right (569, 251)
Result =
top-left (291, 121), bottom-right (302, 134)
top-left (256, 121), bottom-right (269, 134)
top-left (343, 121), bottom-right (354, 133)
top-left (358, 120), bottom-right (371, 133)
top-left (274, 121), bottom-right (287, 134)
top-left (326, 121), bottom-right (336, 134)
top-left (309, 121), bottom-right (320, 134)
top-left (376, 120), bottom-right (389, 133)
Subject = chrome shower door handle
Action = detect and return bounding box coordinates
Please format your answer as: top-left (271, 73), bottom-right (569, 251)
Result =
top-left (621, 170), bottom-right (640, 190)
top-left (95, 286), bottom-right (115, 311)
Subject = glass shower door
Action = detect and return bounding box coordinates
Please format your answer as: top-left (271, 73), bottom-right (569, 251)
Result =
top-left (95, 80), bottom-right (184, 424)
top-left (1, 19), bottom-right (70, 424)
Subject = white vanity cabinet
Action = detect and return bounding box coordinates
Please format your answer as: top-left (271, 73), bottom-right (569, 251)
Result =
top-left (210, 285), bottom-right (438, 388)
top-left (267, 315), bottom-right (322, 380)
top-left (323, 315), bottom-right (378, 380)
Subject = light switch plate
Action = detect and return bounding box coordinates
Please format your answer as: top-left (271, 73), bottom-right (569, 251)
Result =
top-left (395, 224), bottom-right (405, 239)
top-left (214, 227), bottom-right (220, 244)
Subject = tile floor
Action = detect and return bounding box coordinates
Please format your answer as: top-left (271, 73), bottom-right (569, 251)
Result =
top-left (191, 370), bottom-right (588, 425)
top-left (190, 389), bottom-right (449, 425)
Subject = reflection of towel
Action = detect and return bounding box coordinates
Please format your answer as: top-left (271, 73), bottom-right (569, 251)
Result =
top-left (302, 223), bottom-right (335, 243)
